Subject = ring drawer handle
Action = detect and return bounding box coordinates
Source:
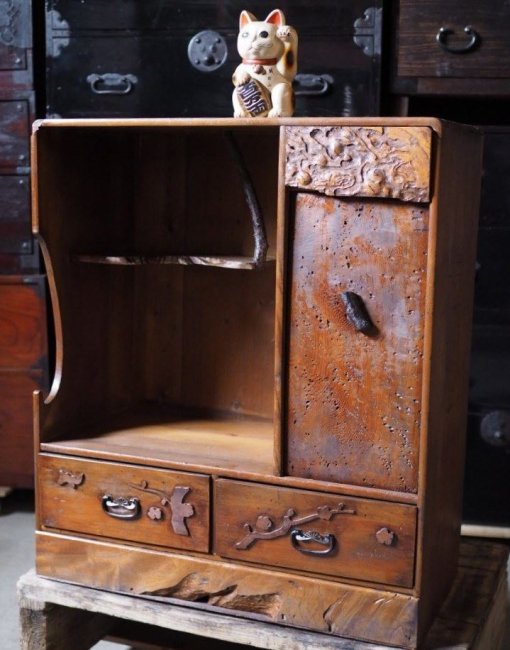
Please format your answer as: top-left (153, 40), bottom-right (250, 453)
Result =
top-left (101, 495), bottom-right (141, 519)
top-left (436, 26), bottom-right (480, 54)
top-left (341, 291), bottom-right (376, 335)
top-left (86, 73), bottom-right (138, 95)
top-left (290, 528), bottom-right (336, 556)
top-left (293, 73), bottom-right (333, 97)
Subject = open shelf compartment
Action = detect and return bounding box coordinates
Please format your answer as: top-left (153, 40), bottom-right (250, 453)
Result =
top-left (34, 122), bottom-right (282, 477)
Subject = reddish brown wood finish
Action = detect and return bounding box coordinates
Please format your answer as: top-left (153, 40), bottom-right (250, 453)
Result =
top-left (0, 279), bottom-right (46, 367)
top-left (0, 276), bottom-right (47, 488)
top-left (31, 118), bottom-right (482, 649)
top-left (36, 531), bottom-right (421, 649)
top-left (215, 479), bottom-right (417, 587)
top-left (286, 193), bottom-right (428, 492)
top-left (38, 454), bottom-right (210, 553)
top-left (414, 121), bottom-right (483, 640)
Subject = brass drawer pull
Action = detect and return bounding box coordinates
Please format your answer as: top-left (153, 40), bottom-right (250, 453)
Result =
top-left (290, 528), bottom-right (336, 556)
top-left (101, 495), bottom-right (141, 520)
top-left (436, 26), bottom-right (480, 54)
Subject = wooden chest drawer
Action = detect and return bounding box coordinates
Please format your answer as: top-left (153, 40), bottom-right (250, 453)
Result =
top-left (0, 278), bottom-right (46, 368)
top-left (215, 480), bottom-right (417, 588)
top-left (398, 1), bottom-right (510, 79)
top-left (38, 455), bottom-right (210, 553)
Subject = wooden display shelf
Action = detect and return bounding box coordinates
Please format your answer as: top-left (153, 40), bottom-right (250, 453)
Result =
top-left (40, 410), bottom-right (275, 476)
top-left (73, 253), bottom-right (276, 271)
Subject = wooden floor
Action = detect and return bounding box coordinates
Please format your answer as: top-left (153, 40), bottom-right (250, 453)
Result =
top-left (17, 540), bottom-right (508, 650)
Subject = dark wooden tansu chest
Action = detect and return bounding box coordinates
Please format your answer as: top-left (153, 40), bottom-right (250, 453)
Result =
top-left (33, 117), bottom-right (482, 649)
top-left (45, 0), bottom-right (382, 118)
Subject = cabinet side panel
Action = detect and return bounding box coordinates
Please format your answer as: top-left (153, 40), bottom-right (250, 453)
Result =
top-left (416, 125), bottom-right (483, 637)
top-left (286, 194), bottom-right (428, 492)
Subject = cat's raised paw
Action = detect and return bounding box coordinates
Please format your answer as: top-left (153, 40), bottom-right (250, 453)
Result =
top-left (277, 26), bottom-right (292, 41)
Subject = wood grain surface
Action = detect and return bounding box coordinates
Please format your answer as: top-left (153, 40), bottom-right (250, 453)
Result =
top-left (286, 194), bottom-right (428, 492)
top-left (21, 539), bottom-right (509, 649)
top-left (0, 280), bottom-right (46, 368)
top-left (215, 479), bottom-right (417, 588)
top-left (398, 0), bottom-right (510, 79)
top-left (38, 454), bottom-right (210, 553)
top-left (35, 531), bottom-right (420, 649)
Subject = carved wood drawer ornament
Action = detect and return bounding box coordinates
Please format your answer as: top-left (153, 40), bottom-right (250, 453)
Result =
top-left (57, 469), bottom-right (84, 489)
top-left (235, 503), bottom-right (356, 550)
top-left (285, 126), bottom-right (431, 203)
top-left (130, 481), bottom-right (195, 536)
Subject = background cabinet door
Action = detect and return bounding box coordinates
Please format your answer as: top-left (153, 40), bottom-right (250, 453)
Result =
top-left (286, 192), bottom-right (429, 493)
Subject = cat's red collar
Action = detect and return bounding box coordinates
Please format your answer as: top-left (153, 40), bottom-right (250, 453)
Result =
top-left (242, 58), bottom-right (278, 66)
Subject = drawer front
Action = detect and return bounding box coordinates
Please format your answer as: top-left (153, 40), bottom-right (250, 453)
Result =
top-left (0, 279), bottom-right (46, 368)
top-left (38, 455), bottom-right (210, 553)
top-left (0, 175), bottom-right (31, 254)
top-left (398, 1), bottom-right (510, 79)
top-left (46, 35), bottom-right (230, 118)
top-left (215, 480), bottom-right (417, 588)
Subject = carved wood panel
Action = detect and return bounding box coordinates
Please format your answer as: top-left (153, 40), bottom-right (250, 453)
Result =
top-left (285, 126), bottom-right (432, 203)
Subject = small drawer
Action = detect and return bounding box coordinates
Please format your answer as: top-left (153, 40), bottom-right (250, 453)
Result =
top-left (215, 480), bottom-right (417, 588)
top-left (398, 0), bottom-right (510, 79)
top-left (38, 455), bottom-right (210, 553)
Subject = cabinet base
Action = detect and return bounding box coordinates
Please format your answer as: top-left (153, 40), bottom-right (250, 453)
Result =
top-left (33, 533), bottom-right (509, 650)
top-left (36, 531), bottom-right (420, 648)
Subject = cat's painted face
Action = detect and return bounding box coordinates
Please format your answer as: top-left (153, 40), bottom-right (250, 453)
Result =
top-left (237, 12), bottom-right (285, 60)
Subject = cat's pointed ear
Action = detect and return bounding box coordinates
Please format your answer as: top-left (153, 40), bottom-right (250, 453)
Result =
top-left (264, 9), bottom-right (286, 26)
top-left (240, 11), bottom-right (256, 30)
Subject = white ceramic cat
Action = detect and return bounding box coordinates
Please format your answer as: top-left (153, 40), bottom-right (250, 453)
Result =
top-left (232, 9), bottom-right (298, 118)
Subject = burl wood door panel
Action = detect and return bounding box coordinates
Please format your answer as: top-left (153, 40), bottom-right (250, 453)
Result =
top-left (38, 455), bottom-right (210, 553)
top-left (215, 479), bottom-right (417, 588)
top-left (286, 193), bottom-right (429, 492)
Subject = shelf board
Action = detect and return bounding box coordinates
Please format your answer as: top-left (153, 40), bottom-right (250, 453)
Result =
top-left (41, 411), bottom-right (275, 477)
top-left (73, 254), bottom-right (275, 270)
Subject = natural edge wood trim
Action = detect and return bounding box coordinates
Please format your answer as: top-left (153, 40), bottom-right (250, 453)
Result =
top-left (35, 532), bottom-right (420, 649)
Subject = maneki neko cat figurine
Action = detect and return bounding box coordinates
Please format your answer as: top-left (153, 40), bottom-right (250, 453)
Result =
top-left (232, 9), bottom-right (298, 118)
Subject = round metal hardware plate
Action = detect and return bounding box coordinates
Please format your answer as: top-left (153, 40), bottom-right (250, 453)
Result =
top-left (188, 30), bottom-right (228, 72)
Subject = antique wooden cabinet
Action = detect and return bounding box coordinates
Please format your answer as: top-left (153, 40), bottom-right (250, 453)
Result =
top-left (33, 117), bottom-right (481, 649)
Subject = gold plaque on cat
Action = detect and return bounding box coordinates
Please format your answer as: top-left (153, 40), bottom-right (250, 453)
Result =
top-left (235, 78), bottom-right (272, 117)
